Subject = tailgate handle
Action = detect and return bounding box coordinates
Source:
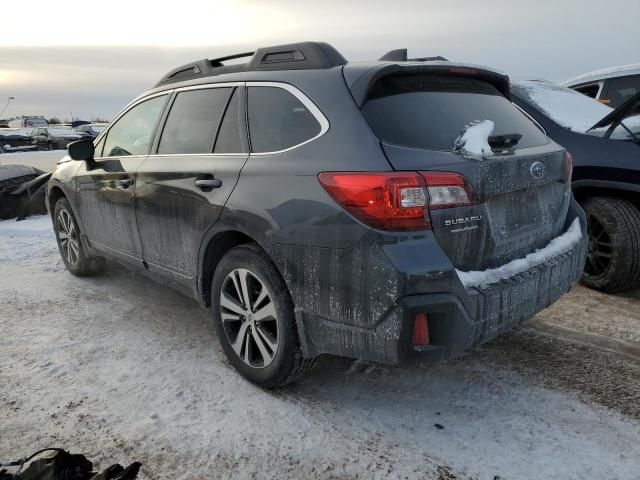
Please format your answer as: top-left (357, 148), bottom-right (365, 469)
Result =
top-left (195, 178), bottom-right (222, 190)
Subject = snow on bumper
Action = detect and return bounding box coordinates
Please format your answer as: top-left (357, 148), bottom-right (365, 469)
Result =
top-left (456, 218), bottom-right (583, 288)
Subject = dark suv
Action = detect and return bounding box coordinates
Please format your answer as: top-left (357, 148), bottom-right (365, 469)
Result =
top-left (47, 42), bottom-right (587, 388)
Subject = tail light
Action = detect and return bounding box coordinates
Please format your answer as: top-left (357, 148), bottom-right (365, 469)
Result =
top-left (565, 152), bottom-right (573, 182)
top-left (318, 171), bottom-right (476, 231)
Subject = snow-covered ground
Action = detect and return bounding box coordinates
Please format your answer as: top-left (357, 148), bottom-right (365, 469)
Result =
top-left (1, 216), bottom-right (639, 479)
top-left (0, 150), bottom-right (66, 172)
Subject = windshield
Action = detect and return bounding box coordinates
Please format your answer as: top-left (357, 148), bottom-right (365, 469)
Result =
top-left (589, 114), bottom-right (640, 140)
top-left (362, 74), bottom-right (549, 151)
top-left (513, 80), bottom-right (612, 133)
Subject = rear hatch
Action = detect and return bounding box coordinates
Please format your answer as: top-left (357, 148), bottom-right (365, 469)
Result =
top-left (354, 67), bottom-right (572, 270)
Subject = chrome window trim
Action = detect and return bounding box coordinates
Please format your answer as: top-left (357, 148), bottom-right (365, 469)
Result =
top-left (147, 153), bottom-right (246, 158)
top-left (174, 82), bottom-right (244, 92)
top-left (93, 81), bottom-right (329, 160)
top-left (246, 81), bottom-right (330, 156)
top-left (513, 102), bottom-right (547, 136)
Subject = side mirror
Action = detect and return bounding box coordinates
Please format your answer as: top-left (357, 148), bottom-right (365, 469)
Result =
top-left (68, 138), bottom-right (95, 165)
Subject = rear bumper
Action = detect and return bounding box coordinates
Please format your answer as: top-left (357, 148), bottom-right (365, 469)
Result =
top-left (400, 242), bottom-right (586, 363)
top-left (290, 200), bottom-right (587, 365)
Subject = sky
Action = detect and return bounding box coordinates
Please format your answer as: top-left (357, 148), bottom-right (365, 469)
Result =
top-left (0, 0), bottom-right (638, 120)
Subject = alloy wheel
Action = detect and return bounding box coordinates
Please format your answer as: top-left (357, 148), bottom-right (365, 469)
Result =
top-left (57, 209), bottom-right (80, 265)
top-left (584, 214), bottom-right (612, 278)
top-left (219, 268), bottom-right (279, 368)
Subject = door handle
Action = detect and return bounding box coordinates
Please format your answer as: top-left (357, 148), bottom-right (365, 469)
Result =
top-left (115, 178), bottom-right (134, 188)
top-left (195, 178), bottom-right (222, 190)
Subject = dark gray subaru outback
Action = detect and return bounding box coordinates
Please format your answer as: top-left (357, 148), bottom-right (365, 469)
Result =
top-left (47, 42), bottom-right (587, 388)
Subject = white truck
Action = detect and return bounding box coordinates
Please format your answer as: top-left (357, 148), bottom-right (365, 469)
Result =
top-left (7, 116), bottom-right (49, 128)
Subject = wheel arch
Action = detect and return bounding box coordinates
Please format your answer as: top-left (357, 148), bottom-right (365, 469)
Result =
top-left (199, 229), bottom-right (262, 307)
top-left (47, 185), bottom-right (67, 217)
top-left (573, 181), bottom-right (640, 209)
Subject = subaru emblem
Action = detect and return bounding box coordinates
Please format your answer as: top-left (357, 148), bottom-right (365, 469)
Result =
top-left (530, 161), bottom-right (545, 179)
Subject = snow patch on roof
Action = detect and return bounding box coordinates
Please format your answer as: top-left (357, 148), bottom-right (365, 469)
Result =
top-left (457, 218), bottom-right (582, 288)
top-left (513, 80), bottom-right (612, 133)
top-left (563, 63), bottom-right (640, 86)
top-left (453, 120), bottom-right (494, 159)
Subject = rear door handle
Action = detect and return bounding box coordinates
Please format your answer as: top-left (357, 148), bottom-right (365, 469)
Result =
top-left (115, 178), bottom-right (134, 188)
top-left (195, 178), bottom-right (222, 190)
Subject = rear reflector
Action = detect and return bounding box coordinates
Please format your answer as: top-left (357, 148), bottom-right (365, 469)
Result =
top-left (413, 313), bottom-right (430, 346)
top-left (565, 152), bottom-right (573, 182)
top-left (318, 171), bottom-right (477, 231)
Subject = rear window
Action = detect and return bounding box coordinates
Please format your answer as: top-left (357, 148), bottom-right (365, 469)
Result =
top-left (362, 74), bottom-right (549, 151)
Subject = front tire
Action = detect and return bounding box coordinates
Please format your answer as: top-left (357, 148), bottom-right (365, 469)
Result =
top-left (53, 197), bottom-right (104, 276)
top-left (211, 244), bottom-right (313, 388)
top-left (581, 197), bottom-right (640, 293)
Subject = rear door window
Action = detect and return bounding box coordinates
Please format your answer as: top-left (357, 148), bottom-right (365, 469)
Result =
top-left (158, 88), bottom-right (231, 155)
top-left (214, 88), bottom-right (245, 153)
top-left (574, 84), bottom-right (600, 99)
top-left (362, 74), bottom-right (549, 151)
top-left (247, 86), bottom-right (321, 153)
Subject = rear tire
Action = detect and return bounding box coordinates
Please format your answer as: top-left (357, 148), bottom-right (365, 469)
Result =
top-left (211, 244), bottom-right (314, 388)
top-left (581, 197), bottom-right (640, 293)
top-left (53, 197), bottom-right (104, 276)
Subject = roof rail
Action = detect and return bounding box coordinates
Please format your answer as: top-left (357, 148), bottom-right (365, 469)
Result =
top-left (155, 41), bottom-right (348, 87)
top-left (378, 49), bottom-right (448, 62)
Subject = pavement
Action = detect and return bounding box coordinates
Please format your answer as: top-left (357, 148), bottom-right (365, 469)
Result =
top-left (0, 150), bottom-right (66, 172)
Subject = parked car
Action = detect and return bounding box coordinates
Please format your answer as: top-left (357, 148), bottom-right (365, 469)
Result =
top-left (47, 42), bottom-right (587, 388)
top-left (32, 126), bottom-right (82, 150)
top-left (563, 63), bottom-right (640, 109)
top-left (512, 80), bottom-right (639, 292)
top-left (7, 116), bottom-right (49, 128)
top-left (0, 163), bottom-right (50, 219)
top-left (75, 123), bottom-right (108, 140)
top-left (0, 128), bottom-right (38, 153)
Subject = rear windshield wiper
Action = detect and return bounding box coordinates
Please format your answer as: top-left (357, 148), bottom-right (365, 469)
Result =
top-left (488, 133), bottom-right (522, 149)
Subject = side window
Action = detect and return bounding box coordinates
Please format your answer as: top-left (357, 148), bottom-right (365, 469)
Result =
top-left (214, 88), bottom-right (244, 153)
top-left (103, 95), bottom-right (167, 157)
top-left (158, 88), bottom-right (231, 155)
top-left (606, 76), bottom-right (640, 108)
top-left (247, 86), bottom-right (321, 153)
top-left (574, 84), bottom-right (599, 99)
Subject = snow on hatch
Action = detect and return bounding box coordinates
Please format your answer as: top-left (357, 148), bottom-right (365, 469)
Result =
top-left (457, 218), bottom-right (582, 288)
top-left (453, 120), bottom-right (494, 160)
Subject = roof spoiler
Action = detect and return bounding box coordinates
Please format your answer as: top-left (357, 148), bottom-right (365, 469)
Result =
top-left (379, 48), bottom-right (449, 62)
top-left (155, 41), bottom-right (348, 87)
top-left (348, 63), bottom-right (511, 108)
